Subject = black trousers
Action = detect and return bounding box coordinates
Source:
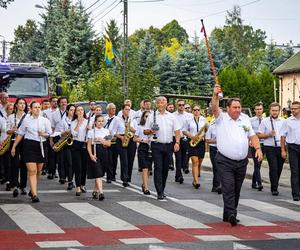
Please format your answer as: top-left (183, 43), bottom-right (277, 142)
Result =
top-left (151, 142), bottom-right (173, 196)
top-left (47, 139), bottom-right (57, 176)
top-left (173, 137), bottom-right (188, 180)
top-left (288, 144), bottom-right (300, 198)
top-left (127, 139), bottom-right (137, 182)
top-left (111, 139), bottom-right (129, 182)
top-left (251, 144), bottom-right (264, 187)
top-left (71, 141), bottom-right (87, 187)
top-left (10, 141), bottom-right (27, 189)
top-left (264, 146), bottom-right (284, 192)
top-left (58, 146), bottom-right (73, 182)
top-left (0, 150), bottom-right (10, 183)
top-left (209, 146), bottom-right (221, 189)
top-left (216, 153), bottom-right (248, 219)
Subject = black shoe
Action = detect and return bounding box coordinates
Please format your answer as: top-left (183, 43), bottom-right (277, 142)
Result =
top-left (157, 194), bottom-right (164, 200)
top-left (169, 166), bottom-right (174, 171)
top-left (143, 190), bottom-right (151, 195)
top-left (20, 188), bottom-right (27, 195)
top-left (228, 214), bottom-right (238, 226)
top-left (47, 174), bottom-right (54, 180)
top-left (31, 196), bottom-right (40, 203)
top-left (293, 196), bottom-right (300, 201)
top-left (75, 191), bottom-right (81, 196)
top-left (99, 193), bottom-right (105, 201)
top-left (80, 186), bottom-right (87, 193)
top-left (257, 185), bottom-right (263, 191)
top-left (59, 179), bottom-right (66, 184)
top-left (163, 193), bottom-right (166, 198)
top-left (184, 169), bottom-right (190, 174)
top-left (216, 188), bottom-right (222, 194)
top-left (106, 179), bottom-right (112, 184)
top-left (92, 191), bottom-right (98, 200)
top-left (149, 171), bottom-right (153, 176)
top-left (223, 217), bottom-right (240, 223)
top-left (0, 178), bottom-right (6, 185)
top-left (252, 184), bottom-right (258, 189)
top-left (67, 182), bottom-right (74, 190)
top-left (28, 190), bottom-right (33, 198)
top-left (6, 183), bottom-right (11, 191)
top-left (122, 182), bottom-right (129, 187)
top-left (54, 174), bottom-right (58, 178)
top-left (41, 170), bottom-right (46, 176)
top-left (193, 182), bottom-right (200, 189)
top-left (272, 190), bottom-right (279, 196)
top-left (13, 188), bottom-right (19, 197)
top-left (138, 168), bottom-right (143, 172)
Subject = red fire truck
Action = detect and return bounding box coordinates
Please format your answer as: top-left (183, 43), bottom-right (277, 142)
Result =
top-left (0, 62), bottom-right (58, 104)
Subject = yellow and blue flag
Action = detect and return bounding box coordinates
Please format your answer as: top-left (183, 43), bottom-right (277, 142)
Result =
top-left (104, 38), bottom-right (114, 65)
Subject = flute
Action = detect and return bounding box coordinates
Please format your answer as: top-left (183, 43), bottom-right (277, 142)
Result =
top-left (37, 118), bottom-right (45, 158)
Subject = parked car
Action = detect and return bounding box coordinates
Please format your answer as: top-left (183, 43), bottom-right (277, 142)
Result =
top-left (72, 101), bottom-right (108, 115)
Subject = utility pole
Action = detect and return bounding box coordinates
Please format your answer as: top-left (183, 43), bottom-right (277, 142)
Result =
top-left (0, 35), bottom-right (6, 62)
top-left (123, 0), bottom-right (128, 99)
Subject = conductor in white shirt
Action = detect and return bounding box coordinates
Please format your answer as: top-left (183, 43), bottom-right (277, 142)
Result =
top-left (212, 84), bottom-right (263, 226)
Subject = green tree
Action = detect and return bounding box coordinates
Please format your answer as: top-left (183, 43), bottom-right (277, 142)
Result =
top-left (156, 52), bottom-right (174, 94)
top-left (10, 19), bottom-right (43, 62)
top-left (104, 19), bottom-right (122, 50)
top-left (161, 20), bottom-right (188, 46)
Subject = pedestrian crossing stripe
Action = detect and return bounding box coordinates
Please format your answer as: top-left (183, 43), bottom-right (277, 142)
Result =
top-left (1, 199), bottom-right (300, 248)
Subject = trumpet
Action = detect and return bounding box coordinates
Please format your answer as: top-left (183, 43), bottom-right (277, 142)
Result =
top-left (53, 132), bottom-right (73, 152)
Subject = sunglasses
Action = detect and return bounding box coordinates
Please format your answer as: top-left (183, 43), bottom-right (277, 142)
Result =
top-left (185, 107), bottom-right (191, 109)
top-left (178, 104), bottom-right (185, 107)
top-left (193, 109), bottom-right (200, 111)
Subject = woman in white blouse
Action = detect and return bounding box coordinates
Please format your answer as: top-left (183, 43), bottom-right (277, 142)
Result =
top-left (11, 101), bottom-right (52, 203)
top-left (7, 98), bottom-right (28, 197)
top-left (71, 105), bottom-right (88, 196)
top-left (183, 105), bottom-right (207, 189)
top-left (133, 111), bottom-right (152, 195)
top-left (87, 115), bottom-right (111, 200)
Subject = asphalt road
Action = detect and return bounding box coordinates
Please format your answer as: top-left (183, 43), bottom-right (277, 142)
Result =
top-left (0, 159), bottom-right (300, 250)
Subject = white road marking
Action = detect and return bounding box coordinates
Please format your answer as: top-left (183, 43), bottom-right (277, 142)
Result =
top-left (119, 238), bottom-right (164, 244)
top-left (35, 240), bottom-right (83, 248)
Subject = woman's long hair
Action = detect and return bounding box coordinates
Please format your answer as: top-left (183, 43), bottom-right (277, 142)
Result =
top-left (72, 105), bottom-right (87, 121)
top-left (139, 111), bottom-right (150, 126)
top-left (13, 97), bottom-right (28, 114)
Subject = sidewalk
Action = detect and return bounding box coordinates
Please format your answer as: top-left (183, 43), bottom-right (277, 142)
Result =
top-left (201, 154), bottom-right (291, 188)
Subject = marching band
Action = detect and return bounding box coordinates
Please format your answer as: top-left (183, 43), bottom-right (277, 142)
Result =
top-left (0, 93), bottom-right (299, 211)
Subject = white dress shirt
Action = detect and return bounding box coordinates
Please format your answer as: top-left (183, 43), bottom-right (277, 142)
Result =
top-left (71, 119), bottom-right (88, 142)
top-left (215, 112), bottom-right (255, 160)
top-left (104, 115), bottom-right (125, 136)
top-left (205, 121), bottom-right (217, 147)
top-left (250, 116), bottom-right (264, 143)
top-left (135, 124), bottom-right (150, 142)
top-left (0, 116), bottom-right (7, 142)
top-left (173, 111), bottom-right (193, 137)
top-left (145, 110), bottom-right (180, 143)
top-left (258, 117), bottom-right (284, 147)
top-left (42, 108), bottom-right (57, 120)
top-left (17, 115), bottom-right (52, 142)
top-left (50, 109), bottom-right (67, 132)
top-left (280, 115), bottom-right (300, 145)
top-left (87, 127), bottom-right (110, 144)
top-left (0, 106), bottom-right (7, 119)
top-left (184, 116), bottom-right (206, 136)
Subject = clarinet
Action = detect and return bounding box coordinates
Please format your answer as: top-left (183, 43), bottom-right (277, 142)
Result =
top-left (151, 109), bottom-right (159, 140)
top-left (270, 116), bottom-right (277, 147)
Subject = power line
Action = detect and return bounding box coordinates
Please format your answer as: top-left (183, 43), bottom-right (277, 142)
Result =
top-left (92, 0), bottom-right (120, 21)
top-left (86, 0), bottom-right (101, 11)
top-left (89, 0), bottom-right (109, 14)
top-left (93, 0), bottom-right (122, 24)
top-left (180, 0), bottom-right (261, 23)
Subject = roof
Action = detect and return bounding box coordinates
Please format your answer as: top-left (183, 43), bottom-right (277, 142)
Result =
top-left (273, 51), bottom-right (300, 74)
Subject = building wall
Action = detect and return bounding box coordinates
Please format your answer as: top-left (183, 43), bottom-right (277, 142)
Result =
top-left (279, 72), bottom-right (300, 109)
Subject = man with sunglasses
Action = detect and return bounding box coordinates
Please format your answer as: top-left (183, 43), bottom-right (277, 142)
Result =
top-left (173, 100), bottom-right (193, 183)
top-left (212, 85), bottom-right (263, 226)
top-left (184, 104), bottom-right (192, 113)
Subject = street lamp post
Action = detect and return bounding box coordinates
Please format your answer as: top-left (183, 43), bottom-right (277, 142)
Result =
top-left (0, 35), bottom-right (6, 62)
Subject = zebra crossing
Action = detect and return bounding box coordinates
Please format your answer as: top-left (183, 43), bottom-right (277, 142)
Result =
top-left (1, 196), bottom-right (300, 249)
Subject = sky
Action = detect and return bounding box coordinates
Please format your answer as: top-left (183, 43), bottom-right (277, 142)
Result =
top-left (1, 0), bottom-right (300, 47)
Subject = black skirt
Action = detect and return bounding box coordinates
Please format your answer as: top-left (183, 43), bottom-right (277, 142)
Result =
top-left (87, 144), bottom-right (108, 179)
top-left (22, 139), bottom-right (48, 163)
top-left (137, 143), bottom-right (152, 170)
top-left (188, 139), bottom-right (205, 158)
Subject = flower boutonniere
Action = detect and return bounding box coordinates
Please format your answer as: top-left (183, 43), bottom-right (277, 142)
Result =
top-left (242, 125), bottom-right (250, 132)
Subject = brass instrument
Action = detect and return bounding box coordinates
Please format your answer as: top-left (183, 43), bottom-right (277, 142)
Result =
top-left (0, 134), bottom-right (12, 156)
top-left (53, 132), bottom-right (74, 152)
top-left (122, 119), bottom-right (134, 147)
top-left (189, 123), bottom-right (208, 147)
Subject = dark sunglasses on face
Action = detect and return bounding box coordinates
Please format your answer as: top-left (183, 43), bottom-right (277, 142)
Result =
top-left (178, 104), bottom-right (185, 107)
top-left (193, 109), bottom-right (200, 111)
top-left (185, 107), bottom-right (191, 109)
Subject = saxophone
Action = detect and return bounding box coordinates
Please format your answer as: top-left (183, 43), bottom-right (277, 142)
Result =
top-left (189, 123), bottom-right (208, 147)
top-left (0, 134), bottom-right (12, 156)
top-left (122, 119), bottom-right (134, 147)
top-left (53, 132), bottom-right (74, 152)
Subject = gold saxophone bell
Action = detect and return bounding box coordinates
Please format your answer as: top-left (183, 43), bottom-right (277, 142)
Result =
top-left (122, 120), bottom-right (133, 147)
top-left (53, 133), bottom-right (73, 152)
top-left (0, 134), bottom-right (12, 156)
top-left (189, 123), bottom-right (208, 147)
